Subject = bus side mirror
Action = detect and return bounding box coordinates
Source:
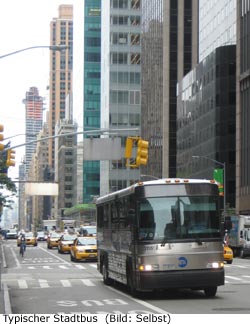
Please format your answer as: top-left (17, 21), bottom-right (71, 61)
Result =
top-left (240, 230), bottom-right (243, 239)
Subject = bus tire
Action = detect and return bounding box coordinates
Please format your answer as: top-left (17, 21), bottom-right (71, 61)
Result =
top-left (102, 262), bottom-right (112, 285)
top-left (204, 286), bottom-right (217, 297)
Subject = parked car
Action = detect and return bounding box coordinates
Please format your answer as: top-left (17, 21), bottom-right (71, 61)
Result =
top-left (5, 229), bottom-right (18, 239)
top-left (17, 232), bottom-right (37, 247)
top-left (57, 234), bottom-right (77, 253)
top-left (47, 231), bottom-right (61, 249)
top-left (224, 244), bottom-right (233, 264)
top-left (36, 231), bottom-right (47, 241)
top-left (70, 236), bottom-right (97, 262)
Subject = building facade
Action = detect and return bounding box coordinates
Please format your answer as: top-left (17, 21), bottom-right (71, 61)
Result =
top-left (236, 0), bottom-right (250, 213)
top-left (162, 0), bottom-right (199, 178)
top-left (55, 119), bottom-right (77, 219)
top-left (48, 5), bottom-right (73, 168)
top-left (199, 0), bottom-right (236, 62)
top-left (100, 0), bottom-right (141, 195)
top-left (83, 0), bottom-right (101, 203)
top-left (140, 0), bottom-right (163, 179)
top-left (177, 45), bottom-right (236, 210)
top-left (22, 86), bottom-right (43, 176)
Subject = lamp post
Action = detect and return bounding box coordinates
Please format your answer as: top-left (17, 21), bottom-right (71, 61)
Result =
top-left (192, 155), bottom-right (226, 218)
top-left (0, 44), bottom-right (68, 59)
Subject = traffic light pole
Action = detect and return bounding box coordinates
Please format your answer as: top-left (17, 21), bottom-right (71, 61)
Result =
top-left (2, 128), bottom-right (140, 152)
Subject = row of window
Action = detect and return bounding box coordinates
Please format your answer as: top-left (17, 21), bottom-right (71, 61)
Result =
top-left (110, 113), bottom-right (140, 126)
top-left (111, 15), bottom-right (140, 26)
top-left (111, 33), bottom-right (140, 46)
top-left (110, 71), bottom-right (140, 84)
top-left (110, 90), bottom-right (140, 104)
top-left (110, 52), bottom-right (140, 65)
top-left (111, 0), bottom-right (140, 10)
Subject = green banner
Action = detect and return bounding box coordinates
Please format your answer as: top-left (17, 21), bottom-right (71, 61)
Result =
top-left (213, 168), bottom-right (224, 195)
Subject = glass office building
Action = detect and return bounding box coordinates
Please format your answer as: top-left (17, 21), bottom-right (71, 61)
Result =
top-left (83, 0), bottom-right (101, 203)
top-left (199, 0), bottom-right (236, 62)
top-left (177, 45), bottom-right (236, 208)
top-left (100, 0), bottom-right (141, 195)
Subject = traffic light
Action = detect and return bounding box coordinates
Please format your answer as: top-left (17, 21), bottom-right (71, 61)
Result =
top-left (0, 124), bottom-right (4, 151)
top-left (125, 137), bottom-right (133, 159)
top-left (136, 138), bottom-right (149, 167)
top-left (6, 148), bottom-right (16, 167)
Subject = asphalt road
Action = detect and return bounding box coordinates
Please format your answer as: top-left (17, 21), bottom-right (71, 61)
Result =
top-left (1, 239), bottom-right (250, 316)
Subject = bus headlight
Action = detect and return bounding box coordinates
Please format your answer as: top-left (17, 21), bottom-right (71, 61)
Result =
top-left (139, 264), bottom-right (159, 271)
top-left (207, 262), bottom-right (224, 269)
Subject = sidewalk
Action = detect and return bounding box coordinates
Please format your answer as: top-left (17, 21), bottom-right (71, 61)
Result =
top-left (0, 240), bottom-right (12, 314)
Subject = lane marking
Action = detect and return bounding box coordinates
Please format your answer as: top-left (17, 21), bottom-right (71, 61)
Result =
top-left (225, 275), bottom-right (242, 281)
top-left (75, 264), bottom-right (86, 269)
top-left (59, 265), bottom-right (69, 269)
top-left (61, 280), bottom-right (72, 287)
top-left (107, 285), bottom-right (171, 314)
top-left (38, 246), bottom-right (71, 265)
top-left (18, 279), bottom-right (28, 289)
top-left (10, 247), bottom-right (21, 269)
top-left (39, 279), bottom-right (49, 288)
top-left (81, 279), bottom-right (96, 286)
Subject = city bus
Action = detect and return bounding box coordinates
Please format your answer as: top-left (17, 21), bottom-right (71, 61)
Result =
top-left (96, 178), bottom-right (225, 297)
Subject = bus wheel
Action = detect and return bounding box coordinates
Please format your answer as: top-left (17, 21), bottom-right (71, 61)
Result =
top-left (102, 263), bottom-right (112, 285)
top-left (204, 286), bottom-right (217, 297)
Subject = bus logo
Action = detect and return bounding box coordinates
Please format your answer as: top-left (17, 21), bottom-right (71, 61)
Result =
top-left (178, 257), bottom-right (188, 268)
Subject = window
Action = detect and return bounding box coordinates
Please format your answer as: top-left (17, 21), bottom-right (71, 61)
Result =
top-left (111, 53), bottom-right (128, 64)
top-left (112, 0), bottom-right (128, 9)
top-left (130, 53), bottom-right (140, 64)
top-left (112, 32), bottom-right (128, 45)
top-left (130, 34), bottom-right (140, 46)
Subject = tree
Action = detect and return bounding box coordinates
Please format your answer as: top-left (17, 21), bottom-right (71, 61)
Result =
top-left (0, 154), bottom-right (17, 210)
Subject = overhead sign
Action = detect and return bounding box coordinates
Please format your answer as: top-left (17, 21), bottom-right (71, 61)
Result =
top-left (25, 182), bottom-right (58, 196)
top-left (83, 138), bottom-right (122, 160)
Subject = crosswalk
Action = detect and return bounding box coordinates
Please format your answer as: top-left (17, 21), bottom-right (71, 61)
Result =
top-left (2, 277), bottom-right (100, 290)
top-left (18, 257), bottom-right (98, 271)
top-left (2, 274), bottom-right (250, 290)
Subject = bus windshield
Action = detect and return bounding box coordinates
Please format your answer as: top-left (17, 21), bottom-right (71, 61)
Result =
top-left (138, 196), bottom-right (221, 241)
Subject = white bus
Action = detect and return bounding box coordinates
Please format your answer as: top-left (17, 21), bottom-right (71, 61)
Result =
top-left (96, 178), bottom-right (225, 297)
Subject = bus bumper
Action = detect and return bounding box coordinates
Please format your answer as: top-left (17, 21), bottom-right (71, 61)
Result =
top-left (137, 268), bottom-right (224, 291)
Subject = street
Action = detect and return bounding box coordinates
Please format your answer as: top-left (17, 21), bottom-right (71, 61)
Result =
top-left (1, 239), bottom-right (250, 314)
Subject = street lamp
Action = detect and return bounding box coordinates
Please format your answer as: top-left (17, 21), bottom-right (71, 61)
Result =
top-left (192, 155), bottom-right (226, 218)
top-left (0, 44), bottom-right (68, 59)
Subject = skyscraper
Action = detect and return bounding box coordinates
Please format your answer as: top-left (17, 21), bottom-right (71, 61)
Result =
top-left (48, 5), bottom-right (73, 169)
top-left (199, 0), bottom-right (236, 62)
top-left (83, 0), bottom-right (101, 203)
top-left (100, 0), bottom-right (141, 195)
top-left (23, 86), bottom-right (43, 175)
top-left (236, 0), bottom-right (250, 213)
top-left (141, 0), bottom-right (199, 178)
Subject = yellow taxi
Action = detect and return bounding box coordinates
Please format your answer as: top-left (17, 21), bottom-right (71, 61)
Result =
top-left (47, 232), bottom-right (61, 249)
top-left (17, 232), bottom-right (37, 247)
top-left (79, 225), bottom-right (96, 237)
top-left (57, 233), bottom-right (78, 253)
top-left (224, 244), bottom-right (233, 264)
top-left (70, 236), bottom-right (97, 262)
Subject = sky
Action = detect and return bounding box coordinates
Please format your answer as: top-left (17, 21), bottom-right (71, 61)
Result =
top-left (0, 0), bottom-right (74, 179)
